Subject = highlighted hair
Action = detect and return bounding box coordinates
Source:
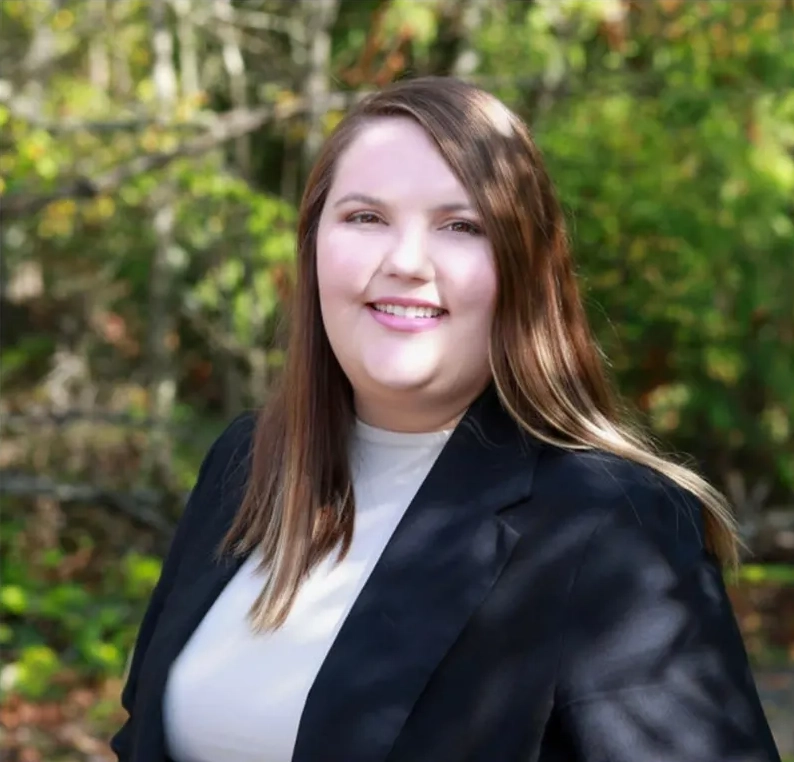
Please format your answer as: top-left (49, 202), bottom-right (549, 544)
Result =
top-left (219, 77), bottom-right (738, 631)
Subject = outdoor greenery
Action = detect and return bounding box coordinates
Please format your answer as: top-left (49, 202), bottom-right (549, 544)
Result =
top-left (1, 1), bottom-right (792, 759)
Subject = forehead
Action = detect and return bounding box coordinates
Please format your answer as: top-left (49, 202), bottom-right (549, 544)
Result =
top-left (330, 117), bottom-right (469, 202)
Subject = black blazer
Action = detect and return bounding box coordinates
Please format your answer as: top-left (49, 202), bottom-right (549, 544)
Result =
top-left (111, 386), bottom-right (781, 762)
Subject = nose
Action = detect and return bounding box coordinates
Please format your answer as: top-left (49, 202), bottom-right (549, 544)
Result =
top-left (380, 226), bottom-right (433, 281)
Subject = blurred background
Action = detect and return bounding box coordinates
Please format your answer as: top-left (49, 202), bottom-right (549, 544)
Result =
top-left (0, 0), bottom-right (792, 759)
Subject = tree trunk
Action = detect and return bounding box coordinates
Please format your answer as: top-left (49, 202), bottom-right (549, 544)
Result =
top-left (216, 0), bottom-right (252, 177)
top-left (300, 0), bottom-right (340, 176)
top-left (144, 0), bottom-right (179, 486)
top-left (174, 0), bottom-right (201, 99)
top-left (109, 1), bottom-right (134, 97)
top-left (88, 0), bottom-right (111, 90)
top-left (17, 0), bottom-right (56, 117)
top-left (429, 0), bottom-right (487, 78)
top-left (450, 0), bottom-right (488, 78)
top-left (214, 0), bottom-right (254, 415)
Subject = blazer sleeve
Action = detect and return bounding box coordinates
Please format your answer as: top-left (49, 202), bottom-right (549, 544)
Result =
top-left (109, 430), bottom-right (226, 761)
top-left (554, 477), bottom-right (781, 762)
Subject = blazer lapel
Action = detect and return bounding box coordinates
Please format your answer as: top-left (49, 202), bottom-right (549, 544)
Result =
top-left (292, 385), bottom-right (541, 762)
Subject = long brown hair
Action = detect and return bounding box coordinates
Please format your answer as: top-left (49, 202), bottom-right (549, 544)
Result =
top-left (219, 76), bottom-right (739, 631)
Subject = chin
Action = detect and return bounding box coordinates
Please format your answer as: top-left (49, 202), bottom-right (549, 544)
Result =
top-left (369, 373), bottom-right (434, 393)
top-left (362, 363), bottom-right (437, 394)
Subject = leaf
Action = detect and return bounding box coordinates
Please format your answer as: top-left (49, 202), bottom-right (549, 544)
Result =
top-left (0, 585), bottom-right (28, 616)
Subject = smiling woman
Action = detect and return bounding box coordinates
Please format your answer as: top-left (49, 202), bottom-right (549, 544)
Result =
top-left (316, 116), bottom-right (496, 432)
top-left (111, 77), bottom-right (782, 762)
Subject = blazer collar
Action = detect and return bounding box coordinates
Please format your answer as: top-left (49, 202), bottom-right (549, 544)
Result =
top-left (292, 383), bottom-right (541, 762)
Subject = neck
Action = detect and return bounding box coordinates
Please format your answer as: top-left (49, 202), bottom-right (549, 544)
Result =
top-left (353, 383), bottom-right (489, 433)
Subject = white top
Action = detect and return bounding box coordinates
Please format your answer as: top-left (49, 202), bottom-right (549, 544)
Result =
top-left (163, 420), bottom-right (453, 762)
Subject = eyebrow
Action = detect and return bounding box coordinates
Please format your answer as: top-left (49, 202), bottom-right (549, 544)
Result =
top-left (333, 192), bottom-right (474, 214)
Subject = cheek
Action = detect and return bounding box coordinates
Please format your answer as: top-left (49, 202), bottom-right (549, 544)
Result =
top-left (316, 226), bottom-right (377, 303)
top-left (443, 248), bottom-right (498, 318)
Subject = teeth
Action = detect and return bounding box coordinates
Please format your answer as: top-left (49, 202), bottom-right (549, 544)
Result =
top-left (372, 303), bottom-right (445, 319)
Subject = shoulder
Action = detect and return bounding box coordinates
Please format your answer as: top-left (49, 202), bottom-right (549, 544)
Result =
top-left (176, 411), bottom-right (258, 530)
top-left (533, 444), bottom-right (708, 570)
top-left (203, 410), bottom-right (258, 483)
top-left (142, 411), bottom-right (259, 583)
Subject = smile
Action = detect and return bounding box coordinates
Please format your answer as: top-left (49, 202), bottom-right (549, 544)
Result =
top-left (370, 303), bottom-right (446, 319)
top-left (366, 302), bottom-right (447, 333)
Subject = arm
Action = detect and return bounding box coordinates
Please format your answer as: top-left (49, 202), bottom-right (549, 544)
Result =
top-left (109, 429), bottom-right (227, 761)
top-left (555, 478), bottom-right (781, 762)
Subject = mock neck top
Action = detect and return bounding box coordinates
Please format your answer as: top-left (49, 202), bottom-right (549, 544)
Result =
top-left (163, 420), bottom-right (454, 762)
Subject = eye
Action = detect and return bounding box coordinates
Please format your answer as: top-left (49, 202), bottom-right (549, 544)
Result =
top-left (346, 211), bottom-right (384, 225)
top-left (444, 220), bottom-right (483, 236)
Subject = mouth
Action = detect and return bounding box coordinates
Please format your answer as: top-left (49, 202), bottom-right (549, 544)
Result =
top-left (367, 302), bottom-right (448, 319)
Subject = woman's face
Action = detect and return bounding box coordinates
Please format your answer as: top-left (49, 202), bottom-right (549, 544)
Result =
top-left (316, 117), bottom-right (497, 431)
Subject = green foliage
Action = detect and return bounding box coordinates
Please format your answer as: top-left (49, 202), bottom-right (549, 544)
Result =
top-left (738, 564), bottom-right (794, 585)
top-left (0, 513), bottom-right (162, 699)
top-left (474, 0), bottom-right (794, 496)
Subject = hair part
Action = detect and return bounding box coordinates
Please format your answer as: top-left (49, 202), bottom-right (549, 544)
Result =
top-left (218, 76), bottom-right (739, 631)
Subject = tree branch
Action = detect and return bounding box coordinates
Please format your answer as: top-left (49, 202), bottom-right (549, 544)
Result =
top-left (0, 470), bottom-right (177, 537)
top-left (1, 92), bottom-right (367, 220)
top-left (1, 410), bottom-right (190, 432)
top-left (202, 2), bottom-right (306, 42)
top-left (17, 117), bottom-right (209, 134)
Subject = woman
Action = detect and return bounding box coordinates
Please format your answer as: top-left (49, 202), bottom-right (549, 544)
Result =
top-left (111, 77), bottom-right (781, 762)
